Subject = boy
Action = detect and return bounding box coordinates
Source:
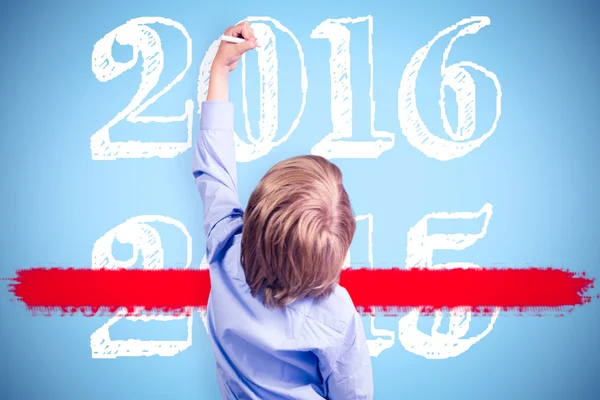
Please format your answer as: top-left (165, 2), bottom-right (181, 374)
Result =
top-left (193, 21), bottom-right (374, 399)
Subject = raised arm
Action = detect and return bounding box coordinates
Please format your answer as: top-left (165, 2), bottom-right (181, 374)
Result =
top-left (192, 22), bottom-right (257, 262)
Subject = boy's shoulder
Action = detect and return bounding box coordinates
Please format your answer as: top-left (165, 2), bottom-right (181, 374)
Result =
top-left (290, 284), bottom-right (357, 338)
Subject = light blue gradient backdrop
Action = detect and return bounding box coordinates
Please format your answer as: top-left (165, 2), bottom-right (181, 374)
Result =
top-left (1, 0), bottom-right (599, 398)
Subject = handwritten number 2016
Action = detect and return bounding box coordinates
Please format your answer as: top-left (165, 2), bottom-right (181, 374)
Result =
top-left (91, 16), bottom-right (502, 161)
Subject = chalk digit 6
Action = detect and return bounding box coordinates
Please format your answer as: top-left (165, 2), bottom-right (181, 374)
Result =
top-left (311, 16), bottom-right (394, 159)
top-left (91, 17), bottom-right (194, 160)
top-left (398, 17), bottom-right (502, 161)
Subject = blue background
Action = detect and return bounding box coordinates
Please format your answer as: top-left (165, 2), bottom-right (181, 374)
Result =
top-left (1, 0), bottom-right (599, 398)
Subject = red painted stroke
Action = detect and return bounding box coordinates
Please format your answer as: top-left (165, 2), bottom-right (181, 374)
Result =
top-left (8, 267), bottom-right (595, 316)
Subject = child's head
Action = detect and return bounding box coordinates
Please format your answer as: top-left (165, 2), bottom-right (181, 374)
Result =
top-left (241, 155), bottom-right (355, 308)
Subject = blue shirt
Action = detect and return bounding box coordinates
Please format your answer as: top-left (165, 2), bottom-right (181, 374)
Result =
top-left (193, 101), bottom-right (374, 400)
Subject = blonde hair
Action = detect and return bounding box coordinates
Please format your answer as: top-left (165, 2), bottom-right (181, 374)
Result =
top-left (241, 155), bottom-right (355, 308)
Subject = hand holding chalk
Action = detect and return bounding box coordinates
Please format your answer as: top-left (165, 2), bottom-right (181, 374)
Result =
top-left (221, 34), bottom-right (261, 47)
top-left (212, 21), bottom-right (257, 74)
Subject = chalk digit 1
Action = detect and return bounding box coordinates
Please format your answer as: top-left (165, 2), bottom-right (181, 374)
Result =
top-left (310, 16), bottom-right (394, 159)
top-left (91, 17), bottom-right (194, 160)
top-left (343, 214), bottom-right (395, 358)
top-left (398, 204), bottom-right (499, 359)
top-left (198, 17), bottom-right (308, 162)
top-left (89, 215), bottom-right (193, 358)
top-left (398, 17), bottom-right (502, 161)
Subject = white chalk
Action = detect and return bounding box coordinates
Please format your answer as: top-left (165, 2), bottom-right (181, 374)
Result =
top-left (220, 34), bottom-right (260, 47)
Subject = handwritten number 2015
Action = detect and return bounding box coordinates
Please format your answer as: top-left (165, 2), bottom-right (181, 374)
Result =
top-left (91, 16), bottom-right (502, 161)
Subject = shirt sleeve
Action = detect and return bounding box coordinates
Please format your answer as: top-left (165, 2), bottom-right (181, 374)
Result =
top-left (192, 101), bottom-right (244, 262)
top-left (321, 312), bottom-right (374, 399)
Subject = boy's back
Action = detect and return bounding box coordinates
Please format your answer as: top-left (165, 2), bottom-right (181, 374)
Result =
top-left (193, 22), bottom-right (373, 400)
top-left (207, 228), bottom-right (371, 399)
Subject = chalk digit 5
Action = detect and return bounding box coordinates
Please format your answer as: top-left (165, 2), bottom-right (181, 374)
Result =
top-left (398, 204), bottom-right (499, 359)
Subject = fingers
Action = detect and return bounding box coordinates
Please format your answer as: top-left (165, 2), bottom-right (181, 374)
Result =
top-left (224, 21), bottom-right (255, 40)
top-left (224, 25), bottom-right (235, 36)
top-left (241, 22), bottom-right (255, 40)
top-left (221, 21), bottom-right (257, 54)
top-left (236, 38), bottom-right (257, 52)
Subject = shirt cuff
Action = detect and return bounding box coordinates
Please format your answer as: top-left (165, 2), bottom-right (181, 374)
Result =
top-left (200, 101), bottom-right (234, 132)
